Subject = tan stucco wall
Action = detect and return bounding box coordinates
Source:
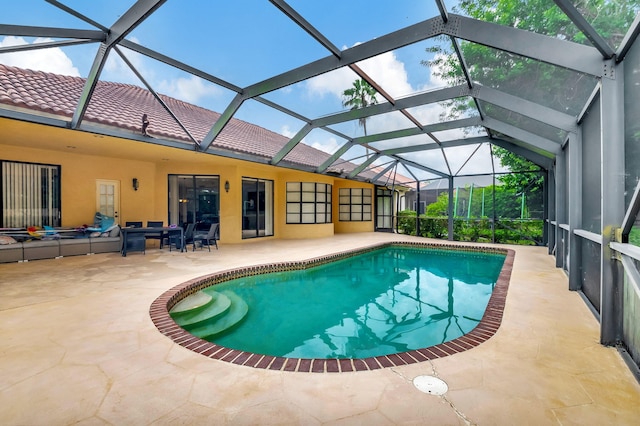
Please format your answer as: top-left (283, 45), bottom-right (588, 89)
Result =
top-left (1, 118), bottom-right (377, 244)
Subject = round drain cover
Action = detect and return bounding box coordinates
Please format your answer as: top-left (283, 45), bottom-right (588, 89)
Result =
top-left (413, 375), bottom-right (448, 395)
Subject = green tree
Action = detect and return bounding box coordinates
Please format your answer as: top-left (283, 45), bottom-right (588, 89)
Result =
top-left (342, 79), bottom-right (378, 137)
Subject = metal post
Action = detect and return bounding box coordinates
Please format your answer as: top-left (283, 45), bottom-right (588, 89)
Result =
top-left (492, 173), bottom-right (496, 243)
top-left (543, 171), bottom-right (549, 246)
top-left (567, 131), bottom-right (582, 291)
top-left (448, 177), bottom-right (454, 241)
top-left (415, 181), bottom-right (421, 236)
top-left (600, 73), bottom-right (625, 345)
top-left (547, 168), bottom-right (556, 255)
top-left (468, 184), bottom-right (474, 219)
top-left (453, 186), bottom-right (459, 217)
top-left (555, 149), bottom-right (566, 269)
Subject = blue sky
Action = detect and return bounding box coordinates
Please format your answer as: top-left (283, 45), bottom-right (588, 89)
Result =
top-left (0, 1), bottom-right (502, 179)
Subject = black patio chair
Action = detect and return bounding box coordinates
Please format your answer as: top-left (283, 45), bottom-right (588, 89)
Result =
top-left (125, 221), bottom-right (143, 228)
top-left (193, 223), bottom-right (219, 251)
top-left (146, 221), bottom-right (165, 248)
top-left (166, 223), bottom-right (195, 252)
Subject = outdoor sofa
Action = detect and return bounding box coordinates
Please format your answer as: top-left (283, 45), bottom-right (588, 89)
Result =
top-left (0, 225), bottom-right (122, 263)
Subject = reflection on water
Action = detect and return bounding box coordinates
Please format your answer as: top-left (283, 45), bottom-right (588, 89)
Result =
top-left (212, 247), bottom-right (505, 359)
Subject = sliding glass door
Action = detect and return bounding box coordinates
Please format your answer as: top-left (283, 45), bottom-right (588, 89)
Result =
top-left (168, 175), bottom-right (219, 232)
top-left (242, 177), bottom-right (273, 239)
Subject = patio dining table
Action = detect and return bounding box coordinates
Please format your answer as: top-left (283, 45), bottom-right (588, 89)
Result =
top-left (121, 226), bottom-right (184, 256)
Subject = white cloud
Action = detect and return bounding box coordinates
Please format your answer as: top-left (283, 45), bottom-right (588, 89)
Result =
top-left (306, 136), bottom-right (341, 155)
top-left (280, 125), bottom-right (295, 138)
top-left (0, 36), bottom-right (80, 76)
top-left (305, 67), bottom-right (355, 100)
top-left (157, 75), bottom-right (221, 104)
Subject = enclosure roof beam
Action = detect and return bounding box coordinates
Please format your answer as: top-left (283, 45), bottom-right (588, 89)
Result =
top-left (120, 39), bottom-right (242, 93)
top-left (69, 0), bottom-right (166, 130)
top-left (106, 0), bottom-right (166, 47)
top-left (370, 161), bottom-right (398, 183)
top-left (390, 156), bottom-right (449, 178)
top-left (347, 154), bottom-right (380, 179)
top-left (483, 117), bottom-right (560, 156)
top-left (269, 0), bottom-right (341, 57)
top-left (316, 141), bottom-right (355, 173)
top-left (474, 86), bottom-right (577, 133)
top-left (483, 117), bottom-right (559, 156)
top-left (200, 94), bottom-right (245, 151)
top-left (0, 24), bottom-right (104, 41)
top-left (0, 38), bottom-right (95, 54)
top-left (242, 16), bottom-right (444, 99)
top-left (445, 14), bottom-right (606, 77)
top-left (489, 137), bottom-right (554, 169)
top-left (552, 0), bottom-right (615, 58)
top-left (354, 117), bottom-right (482, 146)
top-left (381, 136), bottom-right (493, 155)
top-left (45, 0), bottom-right (109, 32)
top-left (617, 13), bottom-right (640, 61)
top-left (313, 85), bottom-right (469, 128)
top-left (270, 123), bottom-right (314, 165)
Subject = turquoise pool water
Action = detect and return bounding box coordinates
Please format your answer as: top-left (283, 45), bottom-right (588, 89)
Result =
top-left (183, 246), bottom-right (505, 359)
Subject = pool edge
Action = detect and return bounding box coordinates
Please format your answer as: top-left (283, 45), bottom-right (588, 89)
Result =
top-left (149, 242), bottom-right (515, 373)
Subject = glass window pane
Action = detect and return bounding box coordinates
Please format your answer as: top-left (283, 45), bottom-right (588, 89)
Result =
top-left (302, 182), bottom-right (315, 192)
top-left (302, 214), bottom-right (315, 223)
top-left (287, 203), bottom-right (300, 213)
top-left (289, 191), bottom-right (301, 202)
top-left (287, 214), bottom-right (300, 223)
top-left (302, 192), bottom-right (315, 202)
top-left (287, 182), bottom-right (300, 192)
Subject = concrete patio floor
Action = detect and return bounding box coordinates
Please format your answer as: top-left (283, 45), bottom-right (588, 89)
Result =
top-left (1, 233), bottom-right (639, 425)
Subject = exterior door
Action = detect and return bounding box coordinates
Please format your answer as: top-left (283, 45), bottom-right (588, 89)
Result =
top-left (96, 179), bottom-right (120, 223)
top-left (375, 187), bottom-right (394, 232)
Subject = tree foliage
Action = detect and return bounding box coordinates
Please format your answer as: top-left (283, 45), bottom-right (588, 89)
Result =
top-left (423, 0), bottom-right (637, 215)
top-left (342, 79), bottom-right (378, 136)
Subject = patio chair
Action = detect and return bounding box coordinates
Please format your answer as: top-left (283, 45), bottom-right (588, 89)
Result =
top-left (125, 221), bottom-right (143, 228)
top-left (166, 223), bottom-right (195, 252)
top-left (193, 223), bottom-right (219, 252)
top-left (146, 221), bottom-right (165, 248)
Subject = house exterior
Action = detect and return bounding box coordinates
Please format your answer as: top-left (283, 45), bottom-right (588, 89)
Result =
top-left (0, 64), bottom-right (406, 243)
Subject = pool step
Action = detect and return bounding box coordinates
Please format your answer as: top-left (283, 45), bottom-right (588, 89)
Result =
top-left (188, 290), bottom-right (249, 340)
top-left (171, 291), bottom-right (232, 328)
top-left (169, 291), bottom-right (213, 318)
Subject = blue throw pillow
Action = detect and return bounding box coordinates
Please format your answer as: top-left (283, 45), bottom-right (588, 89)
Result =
top-left (100, 217), bottom-right (115, 232)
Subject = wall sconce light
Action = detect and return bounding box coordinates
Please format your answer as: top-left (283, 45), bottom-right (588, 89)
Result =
top-left (224, 180), bottom-right (230, 193)
top-left (132, 178), bottom-right (139, 191)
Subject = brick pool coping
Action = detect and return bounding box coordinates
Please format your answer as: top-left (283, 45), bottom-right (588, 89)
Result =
top-left (150, 242), bottom-right (515, 373)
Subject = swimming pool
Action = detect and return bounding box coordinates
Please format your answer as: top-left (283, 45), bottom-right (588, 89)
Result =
top-left (151, 242), bottom-right (514, 372)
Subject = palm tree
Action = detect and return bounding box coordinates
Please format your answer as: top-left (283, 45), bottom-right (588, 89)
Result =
top-left (342, 79), bottom-right (377, 137)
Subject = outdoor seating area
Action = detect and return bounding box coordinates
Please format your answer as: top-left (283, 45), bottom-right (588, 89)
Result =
top-left (0, 225), bottom-right (122, 263)
top-left (0, 220), bottom-right (220, 262)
